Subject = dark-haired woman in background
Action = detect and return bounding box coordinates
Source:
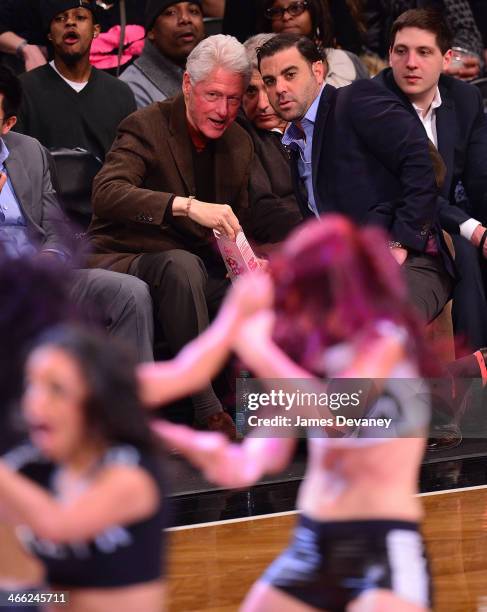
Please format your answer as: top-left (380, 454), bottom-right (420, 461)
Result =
top-left (256, 0), bottom-right (369, 86)
top-left (159, 215), bottom-right (434, 611)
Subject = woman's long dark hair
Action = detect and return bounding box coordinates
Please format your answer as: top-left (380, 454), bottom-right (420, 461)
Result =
top-left (269, 215), bottom-right (438, 377)
top-left (31, 324), bottom-right (155, 452)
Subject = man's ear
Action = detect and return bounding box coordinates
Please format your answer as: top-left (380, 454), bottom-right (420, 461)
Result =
top-left (182, 72), bottom-right (191, 97)
top-left (312, 60), bottom-right (325, 83)
top-left (2, 115), bottom-right (17, 136)
top-left (93, 24), bottom-right (101, 38)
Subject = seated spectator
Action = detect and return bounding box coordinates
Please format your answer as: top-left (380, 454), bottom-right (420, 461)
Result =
top-left (238, 32), bottom-right (302, 248)
top-left (15, 0), bottom-right (136, 162)
top-left (0, 65), bottom-right (154, 364)
top-left (223, 0), bottom-right (368, 56)
top-left (256, 0), bottom-right (369, 87)
top-left (364, 0), bottom-right (483, 80)
top-left (375, 8), bottom-right (487, 349)
top-left (120, 0), bottom-right (205, 109)
top-left (88, 35), bottom-right (296, 437)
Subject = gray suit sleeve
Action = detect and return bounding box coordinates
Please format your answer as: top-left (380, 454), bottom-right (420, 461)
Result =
top-left (38, 145), bottom-right (72, 259)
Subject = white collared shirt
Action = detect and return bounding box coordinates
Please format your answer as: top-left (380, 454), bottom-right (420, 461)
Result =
top-left (413, 87), bottom-right (479, 241)
top-left (412, 87), bottom-right (442, 147)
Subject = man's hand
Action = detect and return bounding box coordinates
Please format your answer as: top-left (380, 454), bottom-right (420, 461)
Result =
top-left (0, 173), bottom-right (7, 193)
top-left (189, 200), bottom-right (241, 240)
top-left (390, 246), bottom-right (408, 265)
top-left (444, 55), bottom-right (481, 80)
top-left (173, 196), bottom-right (241, 240)
top-left (471, 223), bottom-right (487, 258)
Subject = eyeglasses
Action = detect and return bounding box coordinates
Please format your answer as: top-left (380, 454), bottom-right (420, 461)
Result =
top-left (265, 1), bottom-right (308, 21)
top-left (202, 91), bottom-right (241, 107)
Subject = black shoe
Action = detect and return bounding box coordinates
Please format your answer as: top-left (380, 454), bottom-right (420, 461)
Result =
top-left (427, 423), bottom-right (462, 451)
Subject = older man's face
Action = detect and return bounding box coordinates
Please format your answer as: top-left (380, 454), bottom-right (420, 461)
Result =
top-left (183, 67), bottom-right (245, 139)
top-left (149, 2), bottom-right (205, 65)
top-left (243, 69), bottom-right (287, 132)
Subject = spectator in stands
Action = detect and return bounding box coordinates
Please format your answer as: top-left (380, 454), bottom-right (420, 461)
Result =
top-left (14, 0), bottom-right (136, 162)
top-left (0, 65), bottom-right (154, 363)
top-left (88, 35), bottom-right (294, 438)
top-left (256, 0), bottom-right (369, 87)
top-left (223, 0), bottom-right (369, 57)
top-left (364, 0), bottom-right (483, 80)
top-left (237, 33), bottom-right (302, 251)
top-left (258, 33), bottom-right (455, 324)
top-left (375, 9), bottom-right (487, 349)
top-left (121, 0), bottom-right (205, 109)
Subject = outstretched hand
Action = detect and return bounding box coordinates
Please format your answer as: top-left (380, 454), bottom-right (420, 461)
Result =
top-left (152, 421), bottom-right (260, 487)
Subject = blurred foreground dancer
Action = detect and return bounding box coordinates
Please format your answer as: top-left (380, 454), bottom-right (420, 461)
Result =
top-left (0, 326), bottom-right (167, 612)
top-left (0, 255), bottom-right (269, 608)
top-left (157, 215), bottom-right (434, 612)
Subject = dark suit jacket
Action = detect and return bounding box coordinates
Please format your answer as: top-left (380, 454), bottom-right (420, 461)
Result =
top-left (375, 69), bottom-right (487, 232)
top-left (2, 130), bottom-right (69, 256)
top-left (236, 113), bottom-right (302, 244)
top-left (89, 95), bottom-right (282, 273)
top-left (292, 79), bottom-right (451, 266)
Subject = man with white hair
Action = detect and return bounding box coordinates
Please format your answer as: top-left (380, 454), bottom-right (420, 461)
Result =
top-left (89, 34), bottom-right (283, 437)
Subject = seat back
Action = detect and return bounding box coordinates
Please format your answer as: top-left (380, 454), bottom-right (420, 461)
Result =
top-left (49, 148), bottom-right (102, 232)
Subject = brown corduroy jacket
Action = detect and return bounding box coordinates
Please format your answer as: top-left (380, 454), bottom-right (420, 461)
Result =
top-left (88, 94), bottom-right (257, 273)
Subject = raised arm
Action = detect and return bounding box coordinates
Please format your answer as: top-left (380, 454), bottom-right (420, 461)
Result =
top-left (137, 272), bottom-right (273, 407)
top-left (0, 462), bottom-right (159, 544)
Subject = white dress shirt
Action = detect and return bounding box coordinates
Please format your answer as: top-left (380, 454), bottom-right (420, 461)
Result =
top-left (413, 88), bottom-right (480, 241)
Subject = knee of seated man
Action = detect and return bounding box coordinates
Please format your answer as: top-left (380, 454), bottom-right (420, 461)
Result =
top-left (159, 249), bottom-right (208, 284)
top-left (79, 269), bottom-right (152, 309)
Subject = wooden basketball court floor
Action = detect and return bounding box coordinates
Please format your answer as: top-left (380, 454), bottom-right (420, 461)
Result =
top-left (165, 485), bottom-right (487, 612)
top-left (1, 479), bottom-right (486, 611)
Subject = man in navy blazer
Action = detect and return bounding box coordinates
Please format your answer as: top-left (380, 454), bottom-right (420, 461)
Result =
top-left (258, 32), bottom-right (454, 324)
top-left (374, 8), bottom-right (487, 350)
